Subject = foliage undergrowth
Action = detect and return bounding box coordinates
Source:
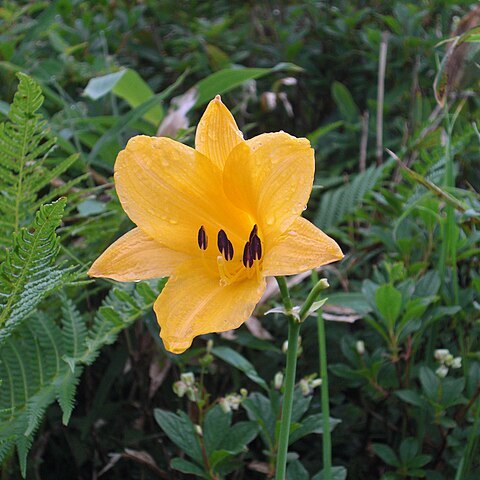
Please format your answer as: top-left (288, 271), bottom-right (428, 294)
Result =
top-left (0, 1), bottom-right (479, 479)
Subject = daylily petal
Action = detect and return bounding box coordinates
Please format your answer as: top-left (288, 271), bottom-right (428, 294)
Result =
top-left (195, 96), bottom-right (244, 170)
top-left (223, 132), bottom-right (314, 246)
top-left (262, 217), bottom-right (343, 276)
top-left (154, 259), bottom-right (266, 354)
top-left (115, 135), bottom-right (251, 256)
top-left (88, 228), bottom-right (190, 281)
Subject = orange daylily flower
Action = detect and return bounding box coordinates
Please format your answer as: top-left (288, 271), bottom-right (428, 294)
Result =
top-left (88, 96), bottom-right (343, 354)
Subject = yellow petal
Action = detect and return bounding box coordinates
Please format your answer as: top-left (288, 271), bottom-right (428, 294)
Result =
top-left (88, 228), bottom-right (190, 281)
top-left (223, 132), bottom-right (315, 246)
top-left (195, 96), bottom-right (244, 170)
top-left (114, 135), bottom-right (251, 255)
top-left (262, 217), bottom-right (343, 276)
top-left (154, 259), bottom-right (266, 354)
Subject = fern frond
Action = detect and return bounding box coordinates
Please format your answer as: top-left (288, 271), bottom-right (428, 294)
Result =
top-left (314, 164), bottom-right (387, 230)
top-left (0, 199), bottom-right (73, 344)
top-left (80, 280), bottom-right (164, 365)
top-left (0, 73), bottom-right (78, 259)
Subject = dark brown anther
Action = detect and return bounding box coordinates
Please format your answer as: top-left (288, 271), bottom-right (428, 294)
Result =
top-left (249, 224), bottom-right (258, 242)
top-left (251, 234), bottom-right (262, 260)
top-left (198, 226), bottom-right (208, 250)
top-left (218, 229), bottom-right (234, 261)
top-left (243, 241), bottom-right (254, 268)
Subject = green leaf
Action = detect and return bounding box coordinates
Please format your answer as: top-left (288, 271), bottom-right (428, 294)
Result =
top-left (154, 409), bottom-right (203, 464)
top-left (87, 71), bottom-right (186, 167)
top-left (288, 413), bottom-right (341, 445)
top-left (399, 438), bottom-right (419, 464)
top-left (242, 393), bottom-right (275, 449)
top-left (221, 421), bottom-right (259, 454)
top-left (0, 199), bottom-right (72, 343)
top-left (312, 466), bottom-right (348, 480)
top-left (287, 460), bottom-right (309, 480)
top-left (375, 284), bottom-right (403, 331)
top-left (307, 120), bottom-right (344, 144)
top-left (315, 164), bottom-right (387, 230)
top-left (212, 346), bottom-right (268, 390)
top-left (83, 69), bottom-right (163, 125)
top-left (194, 63), bottom-right (299, 107)
top-left (331, 81), bottom-right (359, 122)
top-left (372, 443), bottom-right (400, 467)
top-left (170, 457), bottom-right (207, 478)
top-left (418, 367), bottom-right (439, 400)
top-left (395, 390), bottom-right (425, 407)
top-left (204, 405), bottom-right (231, 458)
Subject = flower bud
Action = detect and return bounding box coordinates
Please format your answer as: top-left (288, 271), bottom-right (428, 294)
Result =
top-left (310, 378), bottom-right (323, 389)
top-left (206, 339), bottom-right (214, 353)
top-left (194, 425), bottom-right (203, 436)
top-left (180, 372), bottom-right (195, 387)
top-left (173, 381), bottom-right (187, 398)
top-left (356, 340), bottom-right (365, 355)
top-left (199, 353), bottom-right (214, 367)
top-left (240, 388), bottom-right (248, 398)
top-left (274, 372), bottom-right (284, 390)
top-left (444, 354), bottom-right (454, 366)
top-left (318, 278), bottom-right (330, 290)
top-left (436, 365), bottom-right (449, 378)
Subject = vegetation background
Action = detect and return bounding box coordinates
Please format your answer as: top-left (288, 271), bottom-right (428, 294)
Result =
top-left (0, 0), bottom-right (479, 479)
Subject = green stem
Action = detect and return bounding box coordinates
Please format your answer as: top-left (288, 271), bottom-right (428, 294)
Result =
top-left (275, 277), bottom-right (301, 480)
top-left (318, 310), bottom-right (332, 478)
top-left (276, 317), bottom-right (301, 480)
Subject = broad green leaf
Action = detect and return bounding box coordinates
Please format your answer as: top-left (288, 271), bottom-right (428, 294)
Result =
top-left (170, 457), bottom-right (207, 478)
top-left (204, 405), bottom-right (231, 458)
top-left (399, 438), bottom-right (419, 464)
top-left (288, 413), bottom-right (341, 445)
top-left (287, 460), bottom-right (309, 480)
top-left (83, 69), bottom-right (163, 125)
top-left (312, 466), bottom-right (348, 480)
top-left (418, 367), bottom-right (439, 401)
top-left (375, 284), bottom-right (402, 331)
top-left (154, 409), bottom-right (203, 464)
top-left (222, 421), bottom-right (259, 455)
top-left (212, 346), bottom-right (268, 390)
top-left (395, 390), bottom-right (425, 407)
top-left (372, 443), bottom-right (400, 467)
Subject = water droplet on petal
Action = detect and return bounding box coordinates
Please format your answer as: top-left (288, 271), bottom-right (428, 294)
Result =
top-left (266, 215), bottom-right (275, 226)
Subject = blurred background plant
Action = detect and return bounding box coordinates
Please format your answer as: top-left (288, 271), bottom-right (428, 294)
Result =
top-left (0, 0), bottom-right (479, 479)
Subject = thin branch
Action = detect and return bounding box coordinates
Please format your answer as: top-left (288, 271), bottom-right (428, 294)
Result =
top-left (376, 31), bottom-right (389, 165)
top-left (360, 110), bottom-right (369, 172)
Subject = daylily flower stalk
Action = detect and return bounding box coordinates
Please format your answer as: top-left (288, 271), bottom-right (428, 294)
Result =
top-left (89, 96), bottom-right (343, 354)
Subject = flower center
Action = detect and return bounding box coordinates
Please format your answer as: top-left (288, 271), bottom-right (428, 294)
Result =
top-left (197, 224), bottom-right (263, 285)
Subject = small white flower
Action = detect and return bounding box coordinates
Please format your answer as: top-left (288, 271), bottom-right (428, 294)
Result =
top-left (356, 340), bottom-right (365, 355)
top-left (299, 379), bottom-right (311, 396)
top-left (173, 381), bottom-right (187, 398)
top-left (444, 354), bottom-right (454, 366)
top-left (436, 365), bottom-right (449, 378)
top-left (451, 357), bottom-right (462, 369)
top-left (180, 372), bottom-right (195, 387)
top-left (434, 349), bottom-right (450, 363)
top-left (219, 398), bottom-right (231, 414)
